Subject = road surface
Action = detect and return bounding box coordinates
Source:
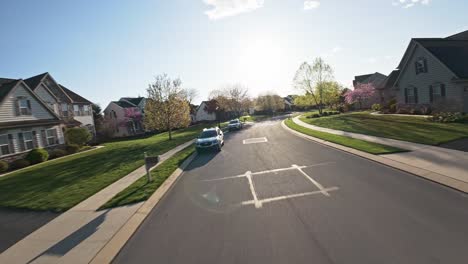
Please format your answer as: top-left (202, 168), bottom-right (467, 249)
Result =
top-left (114, 118), bottom-right (468, 264)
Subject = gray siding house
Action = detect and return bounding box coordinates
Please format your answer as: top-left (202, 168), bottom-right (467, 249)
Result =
top-left (392, 30), bottom-right (468, 113)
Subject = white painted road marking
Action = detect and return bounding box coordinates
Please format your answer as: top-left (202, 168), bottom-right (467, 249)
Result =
top-left (293, 164), bottom-right (331, 196)
top-left (241, 187), bottom-right (339, 206)
top-left (243, 137), bottom-right (268, 145)
top-left (245, 171), bottom-right (262, 208)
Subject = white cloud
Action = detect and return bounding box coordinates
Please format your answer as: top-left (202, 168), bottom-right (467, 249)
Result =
top-left (203, 0), bottom-right (264, 20)
top-left (392, 0), bottom-right (430, 8)
top-left (304, 0), bottom-right (320, 10)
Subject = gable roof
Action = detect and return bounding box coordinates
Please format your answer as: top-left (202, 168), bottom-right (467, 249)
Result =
top-left (353, 72), bottom-right (387, 87)
top-left (120, 97), bottom-right (144, 106)
top-left (447, 30), bottom-right (468, 40)
top-left (377, 70), bottom-right (400, 90)
top-left (0, 78), bottom-right (20, 101)
top-left (113, 101), bottom-right (137, 108)
top-left (59, 84), bottom-right (92, 104)
top-left (24, 72), bottom-right (48, 90)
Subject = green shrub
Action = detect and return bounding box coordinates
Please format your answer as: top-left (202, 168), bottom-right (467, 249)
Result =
top-left (371, 103), bottom-right (382, 111)
top-left (25, 148), bottom-right (49, 164)
top-left (65, 127), bottom-right (92, 147)
top-left (66, 144), bottom-right (80, 154)
top-left (428, 112), bottom-right (466, 123)
top-left (322, 112), bottom-right (329, 116)
top-left (0, 160), bottom-right (8, 173)
top-left (11, 159), bottom-right (30, 170)
top-left (49, 149), bottom-right (68, 159)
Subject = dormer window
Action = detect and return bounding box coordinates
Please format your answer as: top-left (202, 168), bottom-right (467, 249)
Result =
top-left (61, 103), bottom-right (69, 117)
top-left (415, 58), bottom-right (428, 75)
top-left (17, 98), bottom-right (32, 115)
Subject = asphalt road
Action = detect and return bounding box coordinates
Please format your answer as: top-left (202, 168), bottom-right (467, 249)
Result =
top-left (114, 118), bottom-right (468, 264)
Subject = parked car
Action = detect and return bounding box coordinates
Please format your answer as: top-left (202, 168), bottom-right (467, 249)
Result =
top-left (195, 127), bottom-right (224, 152)
top-left (227, 119), bottom-right (243, 131)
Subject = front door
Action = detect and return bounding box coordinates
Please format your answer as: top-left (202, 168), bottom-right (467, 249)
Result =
top-left (464, 86), bottom-right (468, 113)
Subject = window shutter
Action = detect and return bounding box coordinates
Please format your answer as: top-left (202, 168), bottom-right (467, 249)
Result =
top-left (414, 87), bottom-right (419, 104)
top-left (404, 88), bottom-right (408, 104)
top-left (14, 99), bottom-right (20, 116)
top-left (414, 62), bottom-right (419, 75)
top-left (423, 59), bottom-right (428, 73)
top-left (18, 133), bottom-right (25, 151)
top-left (53, 128), bottom-right (59, 144)
top-left (26, 100), bottom-right (32, 115)
top-left (41, 130), bottom-right (47, 147)
top-left (429, 85), bottom-right (433, 103)
top-left (32, 131), bottom-right (38, 148)
top-left (7, 134), bottom-right (14, 154)
top-left (441, 84), bottom-right (446, 97)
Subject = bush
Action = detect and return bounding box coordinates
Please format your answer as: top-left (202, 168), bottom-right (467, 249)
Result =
top-left (66, 144), bottom-right (81, 154)
top-left (428, 112), bottom-right (466, 123)
top-left (306, 113), bottom-right (321, 119)
top-left (322, 112), bottom-right (329, 116)
top-left (65, 127), bottom-right (92, 147)
top-left (11, 159), bottom-right (30, 170)
top-left (49, 149), bottom-right (68, 159)
top-left (371, 104), bottom-right (382, 112)
top-left (0, 160), bottom-right (8, 173)
top-left (25, 148), bottom-right (49, 164)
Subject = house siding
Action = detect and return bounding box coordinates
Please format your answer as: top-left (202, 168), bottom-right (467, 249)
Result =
top-left (396, 43), bottom-right (464, 112)
top-left (0, 83), bottom-right (55, 122)
top-left (35, 84), bottom-right (59, 114)
top-left (196, 102), bottom-right (216, 121)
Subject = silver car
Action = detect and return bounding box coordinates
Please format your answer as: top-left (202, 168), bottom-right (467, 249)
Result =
top-left (227, 119), bottom-right (243, 131)
top-left (195, 127), bottom-right (224, 152)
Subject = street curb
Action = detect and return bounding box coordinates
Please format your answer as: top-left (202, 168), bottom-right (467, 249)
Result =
top-left (89, 151), bottom-right (198, 264)
top-left (281, 120), bottom-right (468, 194)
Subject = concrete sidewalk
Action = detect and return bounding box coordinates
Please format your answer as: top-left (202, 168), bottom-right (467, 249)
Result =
top-left (0, 139), bottom-right (195, 264)
top-left (293, 116), bottom-right (468, 189)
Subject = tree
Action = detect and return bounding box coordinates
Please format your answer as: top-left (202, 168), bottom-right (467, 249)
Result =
top-left (92, 104), bottom-right (104, 130)
top-left (182, 88), bottom-right (199, 105)
top-left (255, 94), bottom-right (285, 114)
top-left (294, 93), bottom-right (316, 110)
top-left (65, 127), bottom-right (92, 146)
top-left (321, 81), bottom-right (343, 109)
top-left (293, 57), bottom-right (333, 115)
top-left (345, 83), bottom-right (376, 109)
top-left (209, 84), bottom-right (250, 117)
top-left (145, 74), bottom-right (191, 140)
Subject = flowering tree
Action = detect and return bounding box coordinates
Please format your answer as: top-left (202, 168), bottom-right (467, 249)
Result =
top-left (345, 83), bottom-right (376, 109)
top-left (118, 107), bottom-right (143, 133)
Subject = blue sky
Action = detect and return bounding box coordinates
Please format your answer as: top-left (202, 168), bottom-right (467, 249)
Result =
top-left (0, 0), bottom-right (466, 107)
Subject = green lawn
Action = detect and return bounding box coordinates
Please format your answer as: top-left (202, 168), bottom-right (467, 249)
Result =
top-left (0, 125), bottom-right (207, 212)
top-left (285, 119), bottom-right (405, 155)
top-left (300, 112), bottom-right (468, 145)
top-left (101, 146), bottom-right (195, 209)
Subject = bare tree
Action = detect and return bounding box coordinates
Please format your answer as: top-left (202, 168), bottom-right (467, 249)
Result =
top-left (182, 88), bottom-right (199, 105)
top-left (209, 84), bottom-right (250, 117)
top-left (293, 57), bottom-right (333, 115)
top-left (255, 94), bottom-right (285, 114)
top-left (145, 74), bottom-right (191, 140)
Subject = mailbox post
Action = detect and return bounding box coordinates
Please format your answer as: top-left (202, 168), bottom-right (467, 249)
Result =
top-left (144, 152), bottom-right (160, 183)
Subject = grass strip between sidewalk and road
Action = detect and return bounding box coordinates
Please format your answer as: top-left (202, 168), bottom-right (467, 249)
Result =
top-left (285, 119), bottom-right (406, 155)
top-left (100, 145), bottom-right (195, 209)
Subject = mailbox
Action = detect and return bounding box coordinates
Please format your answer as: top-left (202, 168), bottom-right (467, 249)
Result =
top-left (144, 152), bottom-right (160, 182)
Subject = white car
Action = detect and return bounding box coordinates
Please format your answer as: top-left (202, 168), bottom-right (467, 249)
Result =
top-left (227, 119), bottom-right (243, 131)
top-left (195, 127), bottom-right (224, 152)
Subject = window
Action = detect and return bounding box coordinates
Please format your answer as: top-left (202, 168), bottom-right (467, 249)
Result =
top-left (415, 58), bottom-right (428, 75)
top-left (61, 103), bottom-right (69, 117)
top-left (46, 129), bottom-right (57, 146)
top-left (83, 105), bottom-right (90, 115)
top-left (0, 135), bottom-right (11, 156)
top-left (23, 131), bottom-right (34, 150)
top-left (405, 87), bottom-right (418, 104)
top-left (18, 98), bottom-right (32, 115)
top-left (74, 105), bottom-right (80, 116)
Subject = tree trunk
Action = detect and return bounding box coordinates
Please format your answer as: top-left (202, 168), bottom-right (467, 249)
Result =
top-left (168, 127), bottom-right (172, 140)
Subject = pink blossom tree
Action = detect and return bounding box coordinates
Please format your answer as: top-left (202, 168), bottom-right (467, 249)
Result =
top-left (118, 107), bottom-right (143, 131)
top-left (345, 83), bottom-right (376, 109)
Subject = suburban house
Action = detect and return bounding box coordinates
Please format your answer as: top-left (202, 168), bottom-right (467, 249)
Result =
top-left (0, 73), bottom-right (95, 161)
top-left (390, 30), bottom-right (468, 113)
top-left (103, 98), bottom-right (144, 138)
top-left (284, 95), bottom-right (297, 111)
top-left (376, 70), bottom-right (400, 104)
top-left (353, 72), bottom-right (387, 107)
top-left (195, 101), bottom-right (217, 122)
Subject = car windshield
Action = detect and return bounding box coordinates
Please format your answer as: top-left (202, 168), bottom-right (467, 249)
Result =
top-left (229, 120), bottom-right (239, 124)
top-left (199, 130), bottom-right (217, 138)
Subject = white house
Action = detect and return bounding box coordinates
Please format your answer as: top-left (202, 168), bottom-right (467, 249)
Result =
top-left (0, 79), bottom-right (64, 162)
top-left (195, 101), bottom-right (216, 122)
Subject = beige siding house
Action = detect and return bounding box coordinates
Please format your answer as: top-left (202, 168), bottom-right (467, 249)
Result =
top-left (103, 99), bottom-right (144, 138)
top-left (195, 101), bottom-right (216, 122)
top-left (391, 30), bottom-right (468, 113)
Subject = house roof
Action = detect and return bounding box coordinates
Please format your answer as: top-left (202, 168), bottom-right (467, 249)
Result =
top-left (353, 72), bottom-right (387, 87)
top-left (120, 97), bottom-right (144, 106)
top-left (0, 78), bottom-right (20, 101)
top-left (446, 30), bottom-right (468, 40)
top-left (24, 72), bottom-right (48, 90)
top-left (377, 70), bottom-right (400, 90)
top-left (113, 101), bottom-right (136, 108)
top-left (59, 84), bottom-right (92, 104)
top-left (415, 39), bottom-right (468, 79)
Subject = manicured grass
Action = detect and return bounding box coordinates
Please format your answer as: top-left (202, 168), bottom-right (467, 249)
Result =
top-left (101, 146), bottom-right (195, 209)
top-left (285, 119), bottom-right (406, 155)
top-left (0, 125), bottom-right (208, 212)
top-left (300, 112), bottom-right (468, 145)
